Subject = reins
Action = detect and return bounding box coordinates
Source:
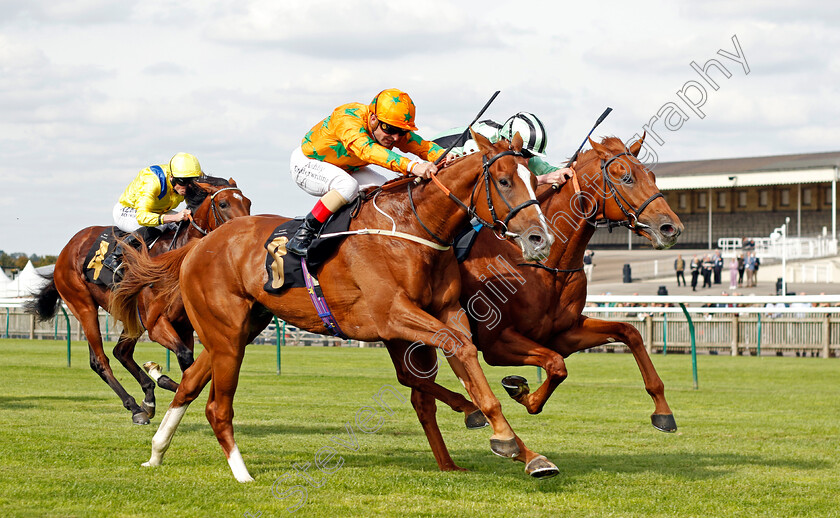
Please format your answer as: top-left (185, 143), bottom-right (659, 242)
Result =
top-left (408, 149), bottom-right (539, 246)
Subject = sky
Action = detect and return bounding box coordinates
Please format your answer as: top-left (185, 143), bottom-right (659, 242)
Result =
top-left (1, 0), bottom-right (838, 254)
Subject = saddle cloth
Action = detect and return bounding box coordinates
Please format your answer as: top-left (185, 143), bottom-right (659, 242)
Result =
top-left (263, 200), bottom-right (358, 294)
top-left (83, 228), bottom-right (128, 287)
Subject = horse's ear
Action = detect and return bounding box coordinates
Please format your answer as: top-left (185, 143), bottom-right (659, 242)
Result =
top-left (627, 131), bottom-right (646, 157)
top-left (228, 178), bottom-right (237, 187)
top-left (588, 137), bottom-right (611, 159)
top-left (511, 131), bottom-right (524, 152)
top-left (472, 127), bottom-right (494, 154)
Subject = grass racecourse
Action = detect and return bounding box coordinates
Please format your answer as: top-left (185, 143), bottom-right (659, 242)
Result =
top-left (0, 339), bottom-right (838, 518)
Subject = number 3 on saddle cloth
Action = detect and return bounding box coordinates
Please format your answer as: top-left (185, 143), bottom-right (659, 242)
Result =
top-left (263, 199), bottom-right (360, 337)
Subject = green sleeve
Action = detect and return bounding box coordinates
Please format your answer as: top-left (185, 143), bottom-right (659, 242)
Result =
top-left (527, 156), bottom-right (561, 176)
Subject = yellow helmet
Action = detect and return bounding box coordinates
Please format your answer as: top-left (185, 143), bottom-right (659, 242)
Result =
top-left (169, 152), bottom-right (202, 178)
top-left (369, 88), bottom-right (418, 131)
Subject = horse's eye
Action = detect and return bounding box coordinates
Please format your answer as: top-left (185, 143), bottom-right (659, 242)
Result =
top-left (499, 178), bottom-right (510, 187)
top-left (219, 201), bottom-right (229, 209)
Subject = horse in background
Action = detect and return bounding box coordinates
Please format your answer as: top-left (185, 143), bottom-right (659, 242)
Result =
top-left (110, 132), bottom-right (559, 481)
top-left (385, 135), bottom-right (683, 472)
top-left (26, 176), bottom-right (251, 425)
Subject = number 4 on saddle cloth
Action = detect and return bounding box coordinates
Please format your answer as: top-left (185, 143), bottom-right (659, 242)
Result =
top-left (83, 228), bottom-right (159, 287)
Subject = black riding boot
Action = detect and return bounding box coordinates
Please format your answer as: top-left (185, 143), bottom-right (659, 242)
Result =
top-left (102, 233), bottom-right (142, 280)
top-left (287, 213), bottom-right (324, 257)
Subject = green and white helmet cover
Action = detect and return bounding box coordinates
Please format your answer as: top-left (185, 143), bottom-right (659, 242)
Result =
top-left (499, 112), bottom-right (548, 157)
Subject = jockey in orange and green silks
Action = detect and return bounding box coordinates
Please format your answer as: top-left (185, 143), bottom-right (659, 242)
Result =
top-left (287, 88), bottom-right (446, 257)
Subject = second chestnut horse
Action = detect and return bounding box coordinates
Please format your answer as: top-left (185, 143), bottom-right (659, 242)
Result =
top-left (385, 135), bottom-right (683, 472)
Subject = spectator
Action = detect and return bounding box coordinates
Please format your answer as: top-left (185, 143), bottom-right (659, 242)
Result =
top-left (737, 252), bottom-right (745, 286)
top-left (690, 255), bottom-right (700, 291)
top-left (701, 254), bottom-right (714, 288)
top-left (674, 254), bottom-right (686, 287)
top-left (753, 253), bottom-right (761, 286)
top-left (745, 252), bottom-right (757, 287)
top-left (583, 249), bottom-right (594, 281)
top-left (728, 257), bottom-right (739, 290)
top-left (713, 249), bottom-right (723, 285)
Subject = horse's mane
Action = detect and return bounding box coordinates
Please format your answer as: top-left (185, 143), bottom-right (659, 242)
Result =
top-left (185, 174), bottom-right (232, 211)
top-left (573, 136), bottom-right (628, 169)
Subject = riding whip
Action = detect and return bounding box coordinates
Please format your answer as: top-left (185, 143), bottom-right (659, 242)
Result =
top-left (564, 107), bottom-right (613, 168)
top-left (434, 90), bottom-right (501, 166)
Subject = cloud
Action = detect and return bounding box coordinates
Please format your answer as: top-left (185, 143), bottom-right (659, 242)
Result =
top-left (197, 0), bottom-right (502, 58)
top-left (142, 61), bottom-right (189, 76)
top-left (0, 0), bottom-right (136, 26)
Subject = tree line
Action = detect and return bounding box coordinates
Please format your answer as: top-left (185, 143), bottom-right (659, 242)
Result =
top-left (0, 250), bottom-right (58, 272)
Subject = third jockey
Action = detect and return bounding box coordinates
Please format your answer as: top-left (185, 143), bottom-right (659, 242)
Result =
top-left (434, 112), bottom-right (574, 186)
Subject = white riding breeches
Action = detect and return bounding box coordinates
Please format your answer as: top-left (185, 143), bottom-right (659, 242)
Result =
top-left (112, 203), bottom-right (176, 233)
top-left (290, 146), bottom-right (390, 202)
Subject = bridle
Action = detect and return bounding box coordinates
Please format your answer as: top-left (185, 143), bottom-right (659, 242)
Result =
top-left (580, 152), bottom-right (663, 233)
top-left (188, 186), bottom-right (242, 236)
top-left (520, 150), bottom-right (663, 276)
top-left (408, 149), bottom-right (540, 246)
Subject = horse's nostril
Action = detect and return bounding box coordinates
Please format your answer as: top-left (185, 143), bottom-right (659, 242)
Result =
top-left (660, 224), bottom-right (676, 237)
top-left (529, 234), bottom-right (544, 246)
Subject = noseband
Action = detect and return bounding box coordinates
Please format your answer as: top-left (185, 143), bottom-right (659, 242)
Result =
top-left (408, 149), bottom-right (539, 245)
top-left (189, 186), bottom-right (242, 236)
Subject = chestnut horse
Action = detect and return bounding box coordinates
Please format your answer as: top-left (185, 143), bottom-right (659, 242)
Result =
top-left (111, 132), bottom-right (557, 482)
top-left (26, 177), bottom-right (251, 425)
top-left (383, 135), bottom-right (684, 472)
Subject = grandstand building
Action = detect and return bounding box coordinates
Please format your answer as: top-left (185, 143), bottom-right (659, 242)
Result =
top-left (590, 150), bottom-right (840, 249)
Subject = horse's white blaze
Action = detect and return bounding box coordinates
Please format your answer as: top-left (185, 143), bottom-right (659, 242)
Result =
top-left (233, 193), bottom-right (243, 201)
top-left (227, 444), bottom-right (254, 482)
top-left (517, 164), bottom-right (552, 240)
top-left (143, 404), bottom-right (188, 467)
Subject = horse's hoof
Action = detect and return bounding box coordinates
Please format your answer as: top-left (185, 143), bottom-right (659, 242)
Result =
top-left (651, 414), bottom-right (677, 433)
top-left (501, 375), bottom-right (530, 399)
top-left (132, 411), bottom-right (150, 425)
top-left (525, 455), bottom-right (560, 479)
top-left (464, 410), bottom-right (489, 429)
top-left (143, 361), bottom-right (163, 381)
top-left (490, 437), bottom-right (520, 458)
top-left (141, 400), bottom-right (155, 420)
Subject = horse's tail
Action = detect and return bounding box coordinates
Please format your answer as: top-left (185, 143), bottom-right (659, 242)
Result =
top-left (23, 273), bottom-right (62, 322)
top-left (110, 239), bottom-right (200, 338)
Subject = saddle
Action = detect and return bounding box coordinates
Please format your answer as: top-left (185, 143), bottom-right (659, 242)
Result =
top-left (263, 198), bottom-right (359, 294)
top-left (83, 227), bottom-right (165, 287)
top-left (83, 228), bottom-right (129, 287)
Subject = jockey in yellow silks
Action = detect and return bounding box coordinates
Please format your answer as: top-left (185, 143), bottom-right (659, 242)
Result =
top-left (103, 152), bottom-right (201, 277)
top-left (287, 88), bottom-right (446, 256)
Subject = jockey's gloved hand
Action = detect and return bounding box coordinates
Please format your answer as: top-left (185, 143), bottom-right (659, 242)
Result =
top-left (411, 161), bottom-right (438, 180)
